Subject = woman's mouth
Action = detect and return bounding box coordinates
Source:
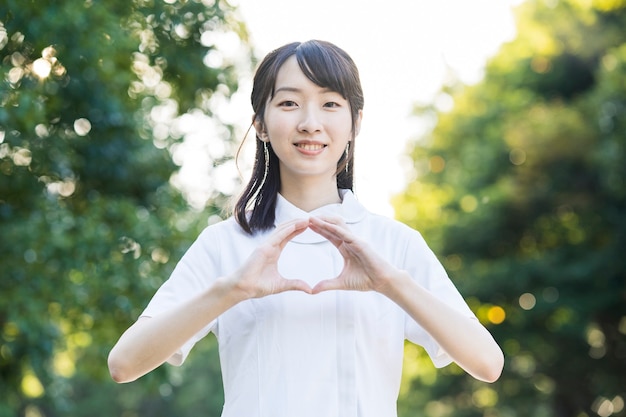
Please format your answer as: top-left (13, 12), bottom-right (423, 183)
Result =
top-left (295, 143), bottom-right (326, 151)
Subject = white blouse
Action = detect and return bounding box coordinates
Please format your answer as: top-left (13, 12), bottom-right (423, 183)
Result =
top-left (141, 190), bottom-right (476, 417)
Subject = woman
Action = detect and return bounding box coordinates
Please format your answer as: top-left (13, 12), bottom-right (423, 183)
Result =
top-left (108, 40), bottom-right (504, 417)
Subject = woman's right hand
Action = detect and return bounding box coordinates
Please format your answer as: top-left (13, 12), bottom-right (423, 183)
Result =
top-left (225, 218), bottom-right (313, 300)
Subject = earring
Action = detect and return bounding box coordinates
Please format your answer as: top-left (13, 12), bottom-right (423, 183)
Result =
top-left (345, 142), bottom-right (350, 173)
top-left (262, 141), bottom-right (270, 185)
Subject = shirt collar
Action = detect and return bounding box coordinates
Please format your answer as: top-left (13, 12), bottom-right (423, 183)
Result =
top-left (274, 189), bottom-right (367, 244)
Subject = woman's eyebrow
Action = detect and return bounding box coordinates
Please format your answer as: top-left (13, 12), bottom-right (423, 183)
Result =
top-left (274, 86), bottom-right (301, 95)
top-left (274, 86), bottom-right (337, 95)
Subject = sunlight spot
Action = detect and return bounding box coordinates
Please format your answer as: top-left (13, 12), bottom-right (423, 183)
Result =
top-left (587, 324), bottom-right (607, 359)
top-left (159, 383), bottom-right (173, 397)
top-left (586, 325), bottom-right (605, 348)
top-left (35, 124), bottom-right (49, 138)
top-left (509, 148), bottom-right (526, 165)
top-left (593, 396), bottom-right (616, 417)
top-left (487, 306), bottom-right (506, 324)
top-left (174, 23), bottom-right (190, 40)
top-left (472, 386), bottom-right (498, 408)
top-left (434, 93), bottom-right (454, 112)
top-left (21, 372), bottom-right (44, 398)
top-left (429, 155), bottom-right (446, 173)
top-left (519, 293), bottom-right (536, 310)
top-left (425, 400), bottom-right (454, 416)
top-left (23, 249), bottom-right (37, 263)
top-left (11, 51), bottom-right (26, 66)
top-left (8, 67), bottom-right (25, 84)
top-left (151, 248), bottom-right (170, 264)
top-left (69, 269), bottom-right (84, 284)
top-left (119, 236), bottom-right (142, 259)
top-left (533, 374), bottom-right (555, 394)
top-left (12, 147), bottom-right (32, 166)
top-left (69, 331), bottom-right (92, 348)
top-left (602, 53), bottom-right (618, 71)
top-left (32, 58), bottom-right (52, 79)
top-left (445, 254), bottom-right (463, 271)
top-left (46, 179), bottom-right (76, 197)
top-left (24, 406), bottom-right (43, 417)
top-left (204, 49), bottom-right (224, 68)
top-left (511, 354), bottom-right (536, 377)
top-left (531, 56), bottom-right (552, 73)
top-left (42, 45), bottom-right (56, 60)
top-left (53, 351), bottom-right (76, 378)
top-left (0, 25), bottom-right (7, 50)
top-left (460, 195), bottom-right (478, 212)
top-left (593, 0), bottom-right (626, 11)
top-left (73, 118), bottom-right (92, 136)
top-left (3, 321), bottom-right (19, 340)
top-left (542, 286), bottom-right (559, 302)
top-left (619, 317), bottom-right (626, 335)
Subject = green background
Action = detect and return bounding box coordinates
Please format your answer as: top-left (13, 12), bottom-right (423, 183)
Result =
top-left (1, 0), bottom-right (624, 416)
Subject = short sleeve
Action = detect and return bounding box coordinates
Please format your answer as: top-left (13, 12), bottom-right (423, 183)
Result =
top-left (140, 226), bottom-right (222, 366)
top-left (401, 228), bottom-right (477, 368)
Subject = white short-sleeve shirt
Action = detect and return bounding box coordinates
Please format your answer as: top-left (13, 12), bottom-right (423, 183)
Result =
top-left (141, 190), bottom-right (476, 417)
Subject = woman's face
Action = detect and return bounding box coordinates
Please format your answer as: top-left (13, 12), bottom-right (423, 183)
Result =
top-left (256, 55), bottom-right (361, 187)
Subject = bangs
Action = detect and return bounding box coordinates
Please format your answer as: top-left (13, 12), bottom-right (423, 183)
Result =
top-left (294, 41), bottom-right (357, 100)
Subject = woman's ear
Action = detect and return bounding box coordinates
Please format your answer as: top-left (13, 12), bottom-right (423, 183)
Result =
top-left (253, 115), bottom-right (268, 142)
top-left (354, 110), bottom-right (363, 137)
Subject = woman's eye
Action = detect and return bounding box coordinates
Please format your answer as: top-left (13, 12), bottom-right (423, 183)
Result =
top-left (279, 100), bottom-right (297, 107)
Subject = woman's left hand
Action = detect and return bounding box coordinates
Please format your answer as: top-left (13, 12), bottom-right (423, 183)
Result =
top-left (308, 216), bottom-right (399, 294)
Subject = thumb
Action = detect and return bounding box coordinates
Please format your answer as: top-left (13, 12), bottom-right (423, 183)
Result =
top-left (282, 279), bottom-right (313, 294)
top-left (311, 278), bottom-right (343, 294)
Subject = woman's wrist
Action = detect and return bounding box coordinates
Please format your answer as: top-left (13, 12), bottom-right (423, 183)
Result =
top-left (376, 269), bottom-right (414, 300)
top-left (213, 274), bottom-right (251, 306)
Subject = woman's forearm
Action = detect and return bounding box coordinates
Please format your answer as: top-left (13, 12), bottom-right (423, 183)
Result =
top-left (381, 271), bottom-right (504, 383)
top-left (107, 277), bottom-right (245, 383)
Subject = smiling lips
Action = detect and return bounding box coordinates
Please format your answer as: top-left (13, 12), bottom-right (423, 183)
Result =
top-left (294, 142), bottom-right (327, 154)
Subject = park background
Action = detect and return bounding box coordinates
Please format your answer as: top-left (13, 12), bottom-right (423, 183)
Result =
top-left (1, 0), bottom-right (625, 416)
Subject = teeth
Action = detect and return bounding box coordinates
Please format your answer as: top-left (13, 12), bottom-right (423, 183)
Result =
top-left (296, 143), bottom-right (325, 151)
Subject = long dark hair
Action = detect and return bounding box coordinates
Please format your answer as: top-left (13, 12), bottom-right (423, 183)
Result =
top-left (234, 40), bottom-right (364, 234)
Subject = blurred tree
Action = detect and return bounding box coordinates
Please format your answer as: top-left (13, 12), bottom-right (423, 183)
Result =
top-left (0, 1), bottom-right (251, 415)
top-left (394, 1), bottom-right (626, 416)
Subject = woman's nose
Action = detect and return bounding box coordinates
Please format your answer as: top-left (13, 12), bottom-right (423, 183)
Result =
top-left (297, 107), bottom-right (323, 133)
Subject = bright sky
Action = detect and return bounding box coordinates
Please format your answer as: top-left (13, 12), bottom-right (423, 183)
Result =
top-left (174, 0), bottom-right (521, 216)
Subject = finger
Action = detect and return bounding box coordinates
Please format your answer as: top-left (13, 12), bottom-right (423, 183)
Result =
top-left (314, 214), bottom-right (345, 225)
top-left (280, 279), bottom-right (313, 294)
top-left (309, 217), bottom-right (354, 245)
top-left (271, 219), bottom-right (309, 249)
top-left (311, 278), bottom-right (345, 294)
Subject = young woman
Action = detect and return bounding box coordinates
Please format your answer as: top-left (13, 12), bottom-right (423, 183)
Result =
top-left (108, 40), bottom-right (504, 417)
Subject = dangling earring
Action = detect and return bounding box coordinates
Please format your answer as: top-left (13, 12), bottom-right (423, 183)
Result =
top-left (262, 141), bottom-right (270, 185)
top-left (345, 142), bottom-right (350, 173)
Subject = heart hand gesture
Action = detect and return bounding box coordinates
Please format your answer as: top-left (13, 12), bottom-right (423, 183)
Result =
top-left (308, 216), bottom-right (399, 295)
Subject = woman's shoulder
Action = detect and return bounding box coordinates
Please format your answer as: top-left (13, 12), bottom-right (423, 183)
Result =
top-left (359, 209), bottom-right (430, 248)
top-left (364, 209), bottom-right (419, 233)
top-left (197, 215), bottom-right (242, 237)
top-left (196, 214), bottom-right (266, 243)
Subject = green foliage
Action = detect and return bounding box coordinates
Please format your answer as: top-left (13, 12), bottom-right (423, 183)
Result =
top-left (0, 0), bottom-right (250, 415)
top-left (394, 1), bottom-right (626, 416)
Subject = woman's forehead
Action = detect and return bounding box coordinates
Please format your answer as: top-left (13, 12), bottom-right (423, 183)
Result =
top-left (273, 56), bottom-right (337, 95)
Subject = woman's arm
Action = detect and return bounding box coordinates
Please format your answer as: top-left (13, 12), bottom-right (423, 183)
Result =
top-left (108, 277), bottom-right (241, 383)
top-left (378, 271), bottom-right (504, 382)
top-left (309, 216), bottom-right (504, 383)
top-left (108, 219), bottom-right (312, 383)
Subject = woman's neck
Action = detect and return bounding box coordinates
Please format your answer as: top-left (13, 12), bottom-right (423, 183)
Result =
top-left (279, 178), bottom-right (342, 212)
